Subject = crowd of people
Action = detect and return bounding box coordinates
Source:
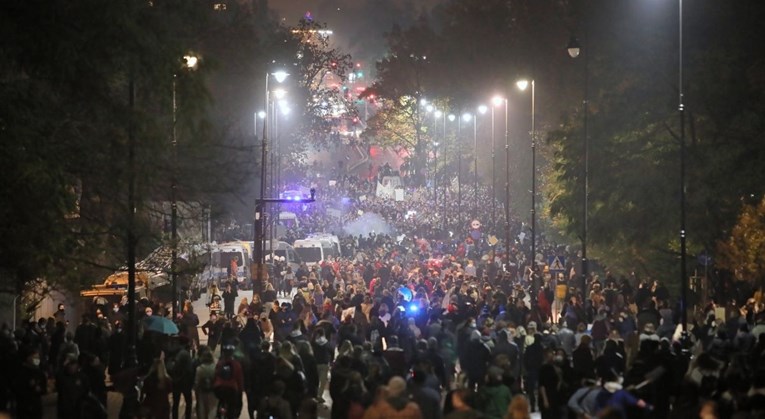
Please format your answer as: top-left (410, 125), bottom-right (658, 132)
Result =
top-left (3, 170), bottom-right (765, 419)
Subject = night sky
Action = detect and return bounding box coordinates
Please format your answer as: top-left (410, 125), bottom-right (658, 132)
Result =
top-left (268, 0), bottom-right (440, 67)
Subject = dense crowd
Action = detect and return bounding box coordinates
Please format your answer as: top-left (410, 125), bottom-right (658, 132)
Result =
top-left (3, 172), bottom-right (765, 419)
top-left (2, 249), bottom-right (765, 419)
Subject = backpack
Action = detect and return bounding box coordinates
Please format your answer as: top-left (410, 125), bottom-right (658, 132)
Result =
top-left (198, 365), bottom-right (214, 392)
top-left (259, 397), bottom-right (283, 419)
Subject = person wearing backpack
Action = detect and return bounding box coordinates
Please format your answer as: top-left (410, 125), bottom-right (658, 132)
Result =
top-left (213, 344), bottom-right (244, 419)
top-left (168, 337), bottom-right (194, 419)
top-left (194, 346), bottom-right (217, 419)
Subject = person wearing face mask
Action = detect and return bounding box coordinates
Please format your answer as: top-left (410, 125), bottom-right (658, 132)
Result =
top-left (538, 348), bottom-right (567, 419)
top-left (14, 346), bottom-right (47, 419)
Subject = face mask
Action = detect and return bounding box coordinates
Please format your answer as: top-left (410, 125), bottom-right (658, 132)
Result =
top-left (113, 307), bottom-right (119, 313)
top-left (32, 358), bottom-right (41, 367)
top-left (470, 322), bottom-right (477, 328)
top-left (554, 356), bottom-right (564, 363)
top-left (145, 311), bottom-right (153, 316)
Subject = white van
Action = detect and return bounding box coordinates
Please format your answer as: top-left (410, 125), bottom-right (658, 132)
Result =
top-left (207, 241), bottom-right (251, 288)
top-left (293, 238), bottom-right (339, 266)
top-left (305, 233), bottom-right (342, 257)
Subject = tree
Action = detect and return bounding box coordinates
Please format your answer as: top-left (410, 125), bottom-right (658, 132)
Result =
top-left (544, 0), bottom-right (765, 281)
top-left (717, 197), bottom-right (765, 288)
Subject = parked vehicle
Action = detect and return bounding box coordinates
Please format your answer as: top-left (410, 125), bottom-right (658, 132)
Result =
top-left (293, 235), bottom-right (341, 266)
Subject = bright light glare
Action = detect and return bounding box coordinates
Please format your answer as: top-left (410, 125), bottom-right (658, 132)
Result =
top-left (183, 55), bottom-right (199, 69)
top-left (420, 98), bottom-right (428, 106)
top-left (478, 105), bottom-right (488, 114)
top-left (272, 70), bottom-right (289, 83)
top-left (434, 110), bottom-right (443, 118)
top-left (257, 111), bottom-right (266, 119)
top-left (433, 141), bottom-right (440, 146)
top-left (516, 80), bottom-right (529, 91)
top-left (462, 113), bottom-right (472, 122)
top-left (273, 88), bottom-right (287, 99)
top-left (426, 104), bottom-right (434, 113)
top-left (278, 100), bottom-right (291, 115)
top-left (492, 96), bottom-right (504, 106)
top-left (448, 114), bottom-right (456, 122)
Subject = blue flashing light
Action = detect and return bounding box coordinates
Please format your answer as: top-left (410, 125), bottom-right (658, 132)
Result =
top-left (408, 303), bottom-right (419, 313)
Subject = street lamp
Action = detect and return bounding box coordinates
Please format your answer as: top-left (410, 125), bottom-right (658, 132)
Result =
top-left (255, 70), bottom-right (289, 293)
top-left (677, 0), bottom-right (689, 339)
top-left (433, 110), bottom-right (443, 210)
top-left (491, 96), bottom-right (506, 250)
top-left (461, 112), bottom-right (472, 227)
top-left (568, 34), bottom-right (588, 296)
top-left (171, 53), bottom-right (199, 317)
top-left (446, 114), bottom-right (456, 230)
top-left (475, 105), bottom-right (488, 218)
top-left (516, 79), bottom-right (536, 275)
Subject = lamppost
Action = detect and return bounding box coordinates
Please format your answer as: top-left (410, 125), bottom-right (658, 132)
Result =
top-left (492, 97), bottom-right (510, 268)
top-left (434, 109), bottom-right (443, 212)
top-left (476, 105), bottom-right (488, 219)
top-left (254, 110), bottom-right (266, 140)
top-left (568, 35), bottom-right (589, 296)
top-left (677, 0), bottom-right (688, 338)
top-left (460, 112), bottom-right (472, 228)
top-left (446, 113), bottom-right (456, 231)
top-left (254, 70), bottom-right (288, 293)
top-left (269, 97), bottom-right (290, 259)
top-left (171, 54), bottom-right (199, 317)
top-left (516, 79), bottom-right (536, 272)
top-left (491, 97), bottom-right (504, 230)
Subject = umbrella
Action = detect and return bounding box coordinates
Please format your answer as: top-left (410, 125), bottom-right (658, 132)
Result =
top-left (143, 315), bottom-right (179, 335)
top-left (398, 286), bottom-right (413, 302)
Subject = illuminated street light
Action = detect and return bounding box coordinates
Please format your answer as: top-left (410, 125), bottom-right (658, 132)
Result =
top-left (567, 36), bottom-right (582, 59)
top-left (255, 70), bottom-right (289, 293)
top-left (517, 79), bottom-right (537, 285)
top-left (170, 53), bottom-right (200, 318)
top-left (426, 104), bottom-right (434, 113)
top-left (462, 113), bottom-right (472, 122)
top-left (257, 111), bottom-right (267, 119)
top-left (492, 96), bottom-right (504, 107)
top-left (448, 114), bottom-right (456, 122)
top-left (478, 104), bottom-right (488, 114)
top-left (434, 110), bottom-right (443, 118)
top-left (272, 70), bottom-right (289, 83)
top-left (568, 32), bottom-right (588, 296)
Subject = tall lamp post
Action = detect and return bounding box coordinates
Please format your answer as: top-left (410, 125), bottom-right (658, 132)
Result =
top-left (476, 105), bottom-right (488, 218)
top-left (446, 114), bottom-right (456, 231)
top-left (568, 35), bottom-right (588, 296)
top-left (171, 54), bottom-right (199, 317)
top-left (434, 109), bottom-right (443, 212)
top-left (254, 70), bottom-right (288, 293)
top-left (497, 98), bottom-right (510, 268)
top-left (677, 0), bottom-right (688, 337)
top-left (460, 113), bottom-right (472, 227)
top-left (491, 97), bottom-right (504, 229)
top-left (516, 79), bottom-right (536, 272)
